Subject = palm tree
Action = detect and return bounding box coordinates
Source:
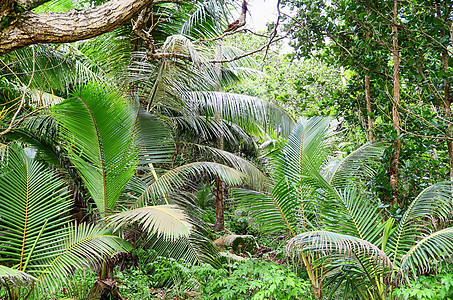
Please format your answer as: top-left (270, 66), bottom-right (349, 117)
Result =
top-left (0, 144), bottom-right (131, 299)
top-left (238, 117), bottom-right (453, 299)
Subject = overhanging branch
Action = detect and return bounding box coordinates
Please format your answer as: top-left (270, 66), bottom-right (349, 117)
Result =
top-left (0, 0), bottom-right (155, 56)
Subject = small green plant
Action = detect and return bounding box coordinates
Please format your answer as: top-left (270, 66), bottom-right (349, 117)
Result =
top-left (393, 273), bottom-right (453, 300)
top-left (115, 249), bottom-right (198, 299)
top-left (116, 268), bottom-right (154, 300)
top-left (191, 259), bottom-right (313, 300)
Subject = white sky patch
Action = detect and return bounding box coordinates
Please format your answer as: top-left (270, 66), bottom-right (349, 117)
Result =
top-left (230, 0), bottom-right (294, 54)
top-left (248, 0), bottom-right (280, 31)
top-left (229, 0), bottom-right (279, 31)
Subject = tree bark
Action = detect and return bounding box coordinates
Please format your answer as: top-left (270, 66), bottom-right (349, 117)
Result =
top-left (214, 40), bottom-right (225, 232)
top-left (444, 36), bottom-right (453, 181)
top-left (365, 74), bottom-right (374, 142)
top-left (390, 0), bottom-right (401, 205)
top-left (0, 0), bottom-right (154, 56)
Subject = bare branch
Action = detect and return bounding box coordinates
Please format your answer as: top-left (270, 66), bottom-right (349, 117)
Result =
top-left (210, 34), bottom-right (287, 64)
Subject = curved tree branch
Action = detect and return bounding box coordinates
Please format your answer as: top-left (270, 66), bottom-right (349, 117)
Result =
top-left (0, 0), bottom-right (155, 56)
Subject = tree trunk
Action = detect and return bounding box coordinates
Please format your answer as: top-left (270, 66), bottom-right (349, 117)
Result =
top-left (365, 75), bottom-right (374, 142)
top-left (390, 0), bottom-right (401, 205)
top-left (443, 48), bottom-right (453, 182)
top-left (214, 40), bottom-right (225, 232)
top-left (214, 176), bottom-right (225, 232)
top-left (312, 286), bottom-right (322, 300)
top-left (442, 19), bottom-right (453, 182)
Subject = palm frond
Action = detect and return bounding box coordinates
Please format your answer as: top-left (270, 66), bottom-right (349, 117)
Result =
top-left (237, 117), bottom-right (331, 237)
top-left (169, 115), bottom-right (253, 146)
top-left (184, 91), bottom-right (294, 137)
top-left (37, 223), bottom-right (131, 291)
top-left (327, 142), bottom-right (386, 189)
top-left (27, 88), bottom-right (65, 107)
top-left (0, 145), bottom-right (130, 292)
top-left (74, 27), bottom-right (132, 81)
top-left (185, 142), bottom-right (267, 189)
top-left (179, 0), bottom-right (228, 38)
top-left (234, 187), bottom-right (303, 236)
top-left (274, 117), bottom-right (330, 182)
top-left (135, 162), bottom-right (245, 206)
top-left (388, 182), bottom-right (453, 266)
top-left (287, 231), bottom-right (393, 275)
top-left (117, 191), bottom-right (221, 267)
top-left (401, 227), bottom-right (453, 276)
top-left (144, 230), bottom-right (220, 267)
top-left (317, 186), bottom-right (385, 244)
top-left (0, 265), bottom-right (36, 285)
top-left (51, 83), bottom-right (139, 213)
top-left (0, 144), bottom-right (71, 272)
top-left (134, 107), bottom-right (174, 165)
top-left (109, 205), bottom-right (191, 241)
top-left (4, 115), bottom-right (63, 168)
top-left (1, 46), bottom-right (98, 98)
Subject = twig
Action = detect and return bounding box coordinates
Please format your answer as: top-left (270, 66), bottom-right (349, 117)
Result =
top-left (210, 34), bottom-right (287, 63)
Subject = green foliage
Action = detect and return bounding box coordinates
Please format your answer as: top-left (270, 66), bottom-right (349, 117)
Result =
top-left (394, 273), bottom-right (453, 300)
top-left (109, 247), bottom-right (312, 300)
top-left (224, 34), bottom-right (345, 118)
top-left (46, 269), bottom-right (98, 300)
top-left (115, 250), bottom-right (198, 299)
top-left (195, 260), bottom-right (313, 300)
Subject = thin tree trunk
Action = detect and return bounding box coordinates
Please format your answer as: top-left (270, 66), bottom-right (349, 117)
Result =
top-left (442, 20), bottom-right (453, 182)
top-left (444, 49), bottom-right (453, 182)
top-left (365, 75), bottom-right (374, 142)
top-left (365, 25), bottom-right (373, 143)
top-left (214, 40), bottom-right (225, 232)
top-left (390, 0), bottom-right (401, 205)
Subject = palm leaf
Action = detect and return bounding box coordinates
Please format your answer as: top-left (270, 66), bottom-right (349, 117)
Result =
top-left (287, 231), bottom-right (393, 276)
top-left (109, 205), bottom-right (191, 241)
top-left (179, 0), bottom-right (227, 38)
top-left (147, 231), bottom-right (220, 267)
top-left (237, 117), bottom-right (331, 237)
top-left (327, 142), bottom-right (386, 189)
top-left (135, 162), bottom-right (245, 206)
top-left (315, 185), bottom-right (385, 244)
top-left (169, 115), bottom-right (253, 146)
top-left (184, 91), bottom-right (295, 137)
top-left (0, 145), bottom-right (130, 292)
top-left (388, 182), bottom-right (453, 266)
top-left (0, 265), bottom-right (36, 285)
top-left (37, 222), bottom-right (131, 291)
top-left (134, 107), bottom-right (174, 165)
top-left (4, 115), bottom-right (63, 168)
top-left (234, 187), bottom-right (304, 236)
top-left (183, 142), bottom-right (267, 189)
top-left (51, 83), bottom-right (139, 214)
top-left (401, 227), bottom-right (453, 276)
top-left (0, 144), bottom-right (71, 272)
top-left (274, 117), bottom-right (330, 183)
